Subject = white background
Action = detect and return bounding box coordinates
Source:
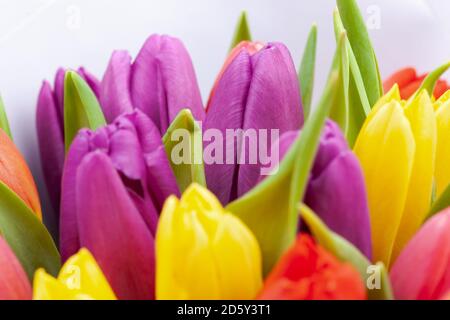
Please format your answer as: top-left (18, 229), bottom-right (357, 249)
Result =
top-left (0, 0), bottom-right (449, 214)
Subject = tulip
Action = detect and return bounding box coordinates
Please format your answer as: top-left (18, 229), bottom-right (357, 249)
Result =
top-left (260, 120), bottom-right (371, 258)
top-left (204, 41), bottom-right (303, 205)
top-left (354, 85), bottom-right (437, 267)
top-left (383, 67), bottom-right (449, 99)
top-left (156, 183), bottom-right (262, 299)
top-left (60, 110), bottom-right (179, 299)
top-left (0, 237), bottom-right (32, 300)
top-left (0, 128), bottom-right (42, 218)
top-left (433, 90), bottom-right (450, 197)
top-left (101, 34), bottom-right (204, 133)
top-left (36, 67), bottom-right (100, 215)
top-left (258, 234), bottom-right (366, 300)
top-left (390, 208), bottom-right (450, 300)
top-left (33, 248), bottom-right (116, 300)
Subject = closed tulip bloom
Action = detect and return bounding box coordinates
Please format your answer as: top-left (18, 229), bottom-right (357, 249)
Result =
top-left (262, 120), bottom-right (371, 258)
top-left (156, 183), bottom-right (262, 299)
top-left (60, 110), bottom-right (179, 299)
top-left (383, 67), bottom-right (449, 99)
top-left (0, 237), bottom-right (32, 300)
top-left (433, 90), bottom-right (450, 197)
top-left (258, 234), bottom-right (366, 300)
top-left (390, 208), bottom-right (450, 300)
top-left (33, 248), bottom-right (116, 300)
top-left (204, 41), bottom-right (303, 205)
top-left (0, 128), bottom-right (41, 218)
top-left (101, 34), bottom-right (204, 133)
top-left (36, 67), bottom-right (100, 214)
top-left (354, 86), bottom-right (437, 267)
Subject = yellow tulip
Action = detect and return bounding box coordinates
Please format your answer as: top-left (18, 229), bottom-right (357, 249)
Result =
top-left (433, 90), bottom-right (450, 197)
top-left (33, 248), bottom-right (116, 300)
top-left (156, 183), bottom-right (262, 299)
top-left (354, 85), bottom-right (436, 268)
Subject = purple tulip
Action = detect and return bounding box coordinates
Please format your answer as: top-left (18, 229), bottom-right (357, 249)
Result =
top-left (59, 110), bottom-right (179, 299)
top-left (262, 120), bottom-right (372, 258)
top-left (204, 41), bottom-right (303, 205)
top-left (100, 34), bottom-right (205, 133)
top-left (36, 67), bottom-right (100, 219)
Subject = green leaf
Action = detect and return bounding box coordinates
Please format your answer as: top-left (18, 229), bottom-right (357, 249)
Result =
top-left (336, 0), bottom-right (383, 107)
top-left (162, 109), bottom-right (206, 192)
top-left (300, 204), bottom-right (394, 300)
top-left (230, 11), bottom-right (252, 50)
top-left (428, 183), bottom-right (450, 218)
top-left (0, 180), bottom-right (60, 280)
top-left (64, 70), bottom-right (106, 151)
top-left (298, 24), bottom-right (317, 118)
top-left (0, 95), bottom-right (12, 139)
top-left (412, 61), bottom-right (450, 100)
top-left (332, 9), bottom-right (372, 146)
top-left (227, 69), bottom-right (339, 275)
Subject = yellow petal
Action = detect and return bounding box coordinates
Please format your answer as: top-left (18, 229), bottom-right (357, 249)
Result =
top-left (354, 100), bottom-right (415, 267)
top-left (156, 183), bottom-right (262, 300)
top-left (392, 91), bottom-right (437, 261)
top-left (33, 249), bottom-right (116, 300)
top-left (434, 94), bottom-right (450, 197)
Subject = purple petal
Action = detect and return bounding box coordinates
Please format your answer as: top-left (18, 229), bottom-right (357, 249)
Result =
top-left (78, 67), bottom-right (101, 98)
top-left (53, 68), bottom-right (66, 122)
top-left (131, 34), bottom-right (204, 134)
top-left (203, 49), bottom-right (252, 204)
top-left (237, 42), bottom-right (303, 198)
top-left (99, 51), bottom-right (134, 122)
top-left (36, 81), bottom-right (65, 214)
top-left (59, 130), bottom-right (91, 261)
top-left (76, 152), bottom-right (155, 300)
top-left (305, 151), bottom-right (372, 258)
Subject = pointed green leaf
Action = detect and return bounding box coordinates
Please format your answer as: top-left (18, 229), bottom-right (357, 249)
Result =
top-left (428, 183), bottom-right (450, 218)
top-left (337, 0), bottom-right (383, 107)
top-left (332, 9), bottom-right (371, 146)
top-left (300, 204), bottom-right (393, 300)
top-left (163, 109), bottom-right (206, 192)
top-left (227, 70), bottom-right (339, 275)
top-left (0, 180), bottom-right (60, 280)
top-left (412, 61), bottom-right (450, 100)
top-left (64, 70), bottom-right (106, 151)
top-left (230, 11), bottom-right (252, 50)
top-left (0, 95), bottom-right (12, 139)
top-left (298, 24), bottom-right (317, 118)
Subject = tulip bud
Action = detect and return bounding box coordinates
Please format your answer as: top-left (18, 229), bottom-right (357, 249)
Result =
top-left (383, 67), bottom-right (449, 99)
top-left (0, 237), bottom-right (32, 300)
top-left (204, 41), bottom-right (303, 205)
top-left (60, 110), bottom-right (179, 299)
top-left (258, 234), bottom-right (366, 300)
top-left (36, 67), bottom-right (100, 216)
top-left (354, 86), bottom-right (437, 267)
top-left (156, 183), bottom-right (262, 299)
top-left (33, 248), bottom-right (116, 300)
top-left (390, 208), bottom-right (450, 300)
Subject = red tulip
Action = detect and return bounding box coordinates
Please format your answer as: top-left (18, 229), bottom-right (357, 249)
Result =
top-left (258, 234), bottom-right (366, 300)
top-left (383, 67), bottom-right (449, 99)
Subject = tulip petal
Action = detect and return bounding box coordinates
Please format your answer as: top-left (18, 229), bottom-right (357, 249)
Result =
top-left (36, 81), bottom-right (65, 214)
top-left (0, 237), bottom-right (32, 300)
top-left (354, 101), bottom-right (415, 268)
top-left (434, 93), bottom-right (450, 197)
top-left (131, 35), bottom-right (204, 134)
top-left (78, 67), bottom-right (101, 98)
top-left (76, 152), bottom-right (155, 300)
top-left (392, 91), bottom-right (437, 260)
top-left (100, 51), bottom-right (134, 122)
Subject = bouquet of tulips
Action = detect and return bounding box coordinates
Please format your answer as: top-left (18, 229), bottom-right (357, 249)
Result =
top-left (1, 0), bottom-right (449, 300)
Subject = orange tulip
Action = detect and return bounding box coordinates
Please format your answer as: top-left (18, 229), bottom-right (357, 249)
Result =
top-left (383, 67), bottom-right (449, 100)
top-left (0, 129), bottom-right (42, 219)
